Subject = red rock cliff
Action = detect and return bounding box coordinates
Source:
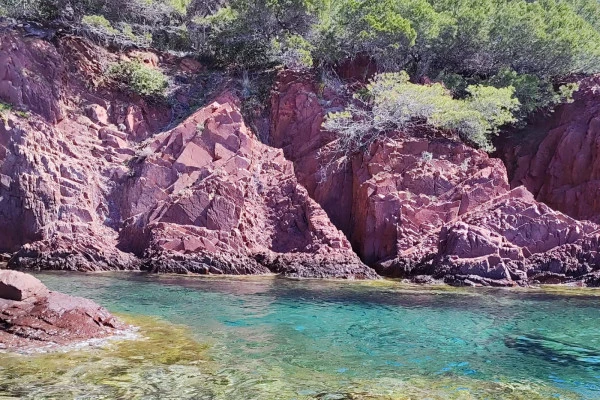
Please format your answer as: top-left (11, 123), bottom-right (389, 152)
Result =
top-left (0, 28), bottom-right (376, 279)
top-left (501, 76), bottom-right (600, 224)
top-left (270, 71), bottom-right (600, 286)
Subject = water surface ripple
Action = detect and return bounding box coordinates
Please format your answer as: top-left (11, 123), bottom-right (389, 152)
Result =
top-left (1, 273), bottom-right (600, 399)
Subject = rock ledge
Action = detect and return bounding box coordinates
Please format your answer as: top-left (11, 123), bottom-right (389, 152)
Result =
top-left (0, 270), bottom-right (126, 352)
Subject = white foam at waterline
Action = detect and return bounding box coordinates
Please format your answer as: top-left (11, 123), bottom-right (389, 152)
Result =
top-left (0, 325), bottom-right (141, 355)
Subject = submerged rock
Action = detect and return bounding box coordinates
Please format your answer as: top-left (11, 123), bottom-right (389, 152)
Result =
top-left (0, 271), bottom-right (125, 352)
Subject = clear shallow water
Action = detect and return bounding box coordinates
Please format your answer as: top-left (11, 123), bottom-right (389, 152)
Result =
top-left (2, 273), bottom-right (600, 399)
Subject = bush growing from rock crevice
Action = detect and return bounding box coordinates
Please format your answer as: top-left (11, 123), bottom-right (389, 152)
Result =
top-left (108, 61), bottom-right (169, 98)
top-left (324, 71), bottom-right (520, 154)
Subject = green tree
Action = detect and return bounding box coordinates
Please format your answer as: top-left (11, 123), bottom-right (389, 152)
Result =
top-left (324, 72), bottom-right (519, 154)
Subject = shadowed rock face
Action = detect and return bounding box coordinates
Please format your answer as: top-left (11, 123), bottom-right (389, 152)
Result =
top-left (0, 270), bottom-right (125, 352)
top-left (501, 76), bottom-right (600, 223)
top-left (270, 71), bottom-right (600, 286)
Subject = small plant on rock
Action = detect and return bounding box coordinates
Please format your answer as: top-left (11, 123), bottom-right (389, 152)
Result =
top-left (108, 61), bottom-right (169, 98)
top-left (0, 102), bottom-right (12, 125)
top-left (421, 151), bottom-right (433, 163)
top-left (82, 15), bottom-right (118, 34)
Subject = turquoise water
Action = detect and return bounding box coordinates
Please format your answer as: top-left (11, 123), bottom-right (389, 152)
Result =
top-left (2, 273), bottom-right (600, 399)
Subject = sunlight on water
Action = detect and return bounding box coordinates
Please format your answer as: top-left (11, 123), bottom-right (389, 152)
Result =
top-left (1, 273), bottom-right (599, 399)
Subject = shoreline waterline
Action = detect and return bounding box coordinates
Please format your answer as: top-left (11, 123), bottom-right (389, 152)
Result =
top-left (1, 272), bottom-right (599, 399)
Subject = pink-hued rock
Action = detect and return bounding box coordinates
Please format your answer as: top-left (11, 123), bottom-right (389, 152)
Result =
top-left (270, 71), bottom-right (355, 234)
top-left (0, 270), bottom-right (48, 301)
top-left (86, 104), bottom-right (109, 125)
top-left (350, 133), bottom-right (510, 266)
top-left (120, 92), bottom-right (377, 279)
top-left (0, 31), bottom-right (64, 123)
top-left (0, 30), bottom-right (166, 271)
top-left (0, 272), bottom-right (125, 352)
top-left (502, 76), bottom-right (600, 223)
top-left (0, 28), bottom-right (375, 279)
top-left (270, 71), bottom-right (600, 286)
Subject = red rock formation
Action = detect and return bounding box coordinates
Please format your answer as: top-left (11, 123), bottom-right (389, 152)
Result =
top-left (0, 271), bottom-right (125, 352)
top-left (4, 24), bottom-right (600, 285)
top-left (270, 71), bottom-right (600, 286)
top-left (270, 71), bottom-right (355, 234)
top-left (0, 29), bottom-right (376, 279)
top-left (0, 29), bottom-right (166, 271)
top-left (0, 270), bottom-right (48, 301)
top-left (0, 30), bottom-right (64, 123)
top-left (502, 76), bottom-right (600, 223)
top-left (120, 92), bottom-right (376, 278)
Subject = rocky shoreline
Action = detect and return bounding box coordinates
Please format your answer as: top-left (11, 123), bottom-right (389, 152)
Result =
top-left (1, 26), bottom-right (600, 287)
top-left (0, 270), bottom-right (128, 352)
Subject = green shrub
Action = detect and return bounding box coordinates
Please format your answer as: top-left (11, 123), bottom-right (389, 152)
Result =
top-left (82, 14), bottom-right (118, 34)
top-left (168, 0), bottom-right (192, 15)
top-left (0, 102), bottom-right (13, 124)
top-left (324, 72), bottom-right (519, 154)
top-left (0, 0), bottom-right (60, 20)
top-left (274, 34), bottom-right (314, 71)
top-left (0, 103), bottom-right (11, 112)
top-left (108, 61), bottom-right (169, 98)
top-left (192, 0), bottom-right (316, 70)
top-left (489, 68), bottom-right (579, 117)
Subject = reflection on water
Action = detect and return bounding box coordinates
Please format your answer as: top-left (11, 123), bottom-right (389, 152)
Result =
top-left (1, 272), bottom-right (599, 399)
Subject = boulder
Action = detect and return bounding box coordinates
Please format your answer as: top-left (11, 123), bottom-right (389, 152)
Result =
top-left (0, 270), bottom-right (48, 301)
top-left (0, 280), bottom-right (126, 351)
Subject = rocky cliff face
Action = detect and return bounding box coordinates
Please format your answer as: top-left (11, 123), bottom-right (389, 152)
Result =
top-left (0, 28), bottom-right (375, 279)
top-left (501, 76), bottom-right (600, 224)
top-left (3, 25), bottom-right (600, 285)
top-left (270, 71), bottom-right (600, 286)
top-left (119, 92), bottom-right (374, 278)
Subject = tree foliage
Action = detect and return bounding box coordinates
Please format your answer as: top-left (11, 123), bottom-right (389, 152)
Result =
top-left (5, 0), bottom-right (600, 150)
top-left (324, 72), bottom-right (520, 153)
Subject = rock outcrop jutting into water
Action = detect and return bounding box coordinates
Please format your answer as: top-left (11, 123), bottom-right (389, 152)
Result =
top-left (0, 270), bottom-right (124, 351)
top-left (270, 71), bottom-right (600, 286)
